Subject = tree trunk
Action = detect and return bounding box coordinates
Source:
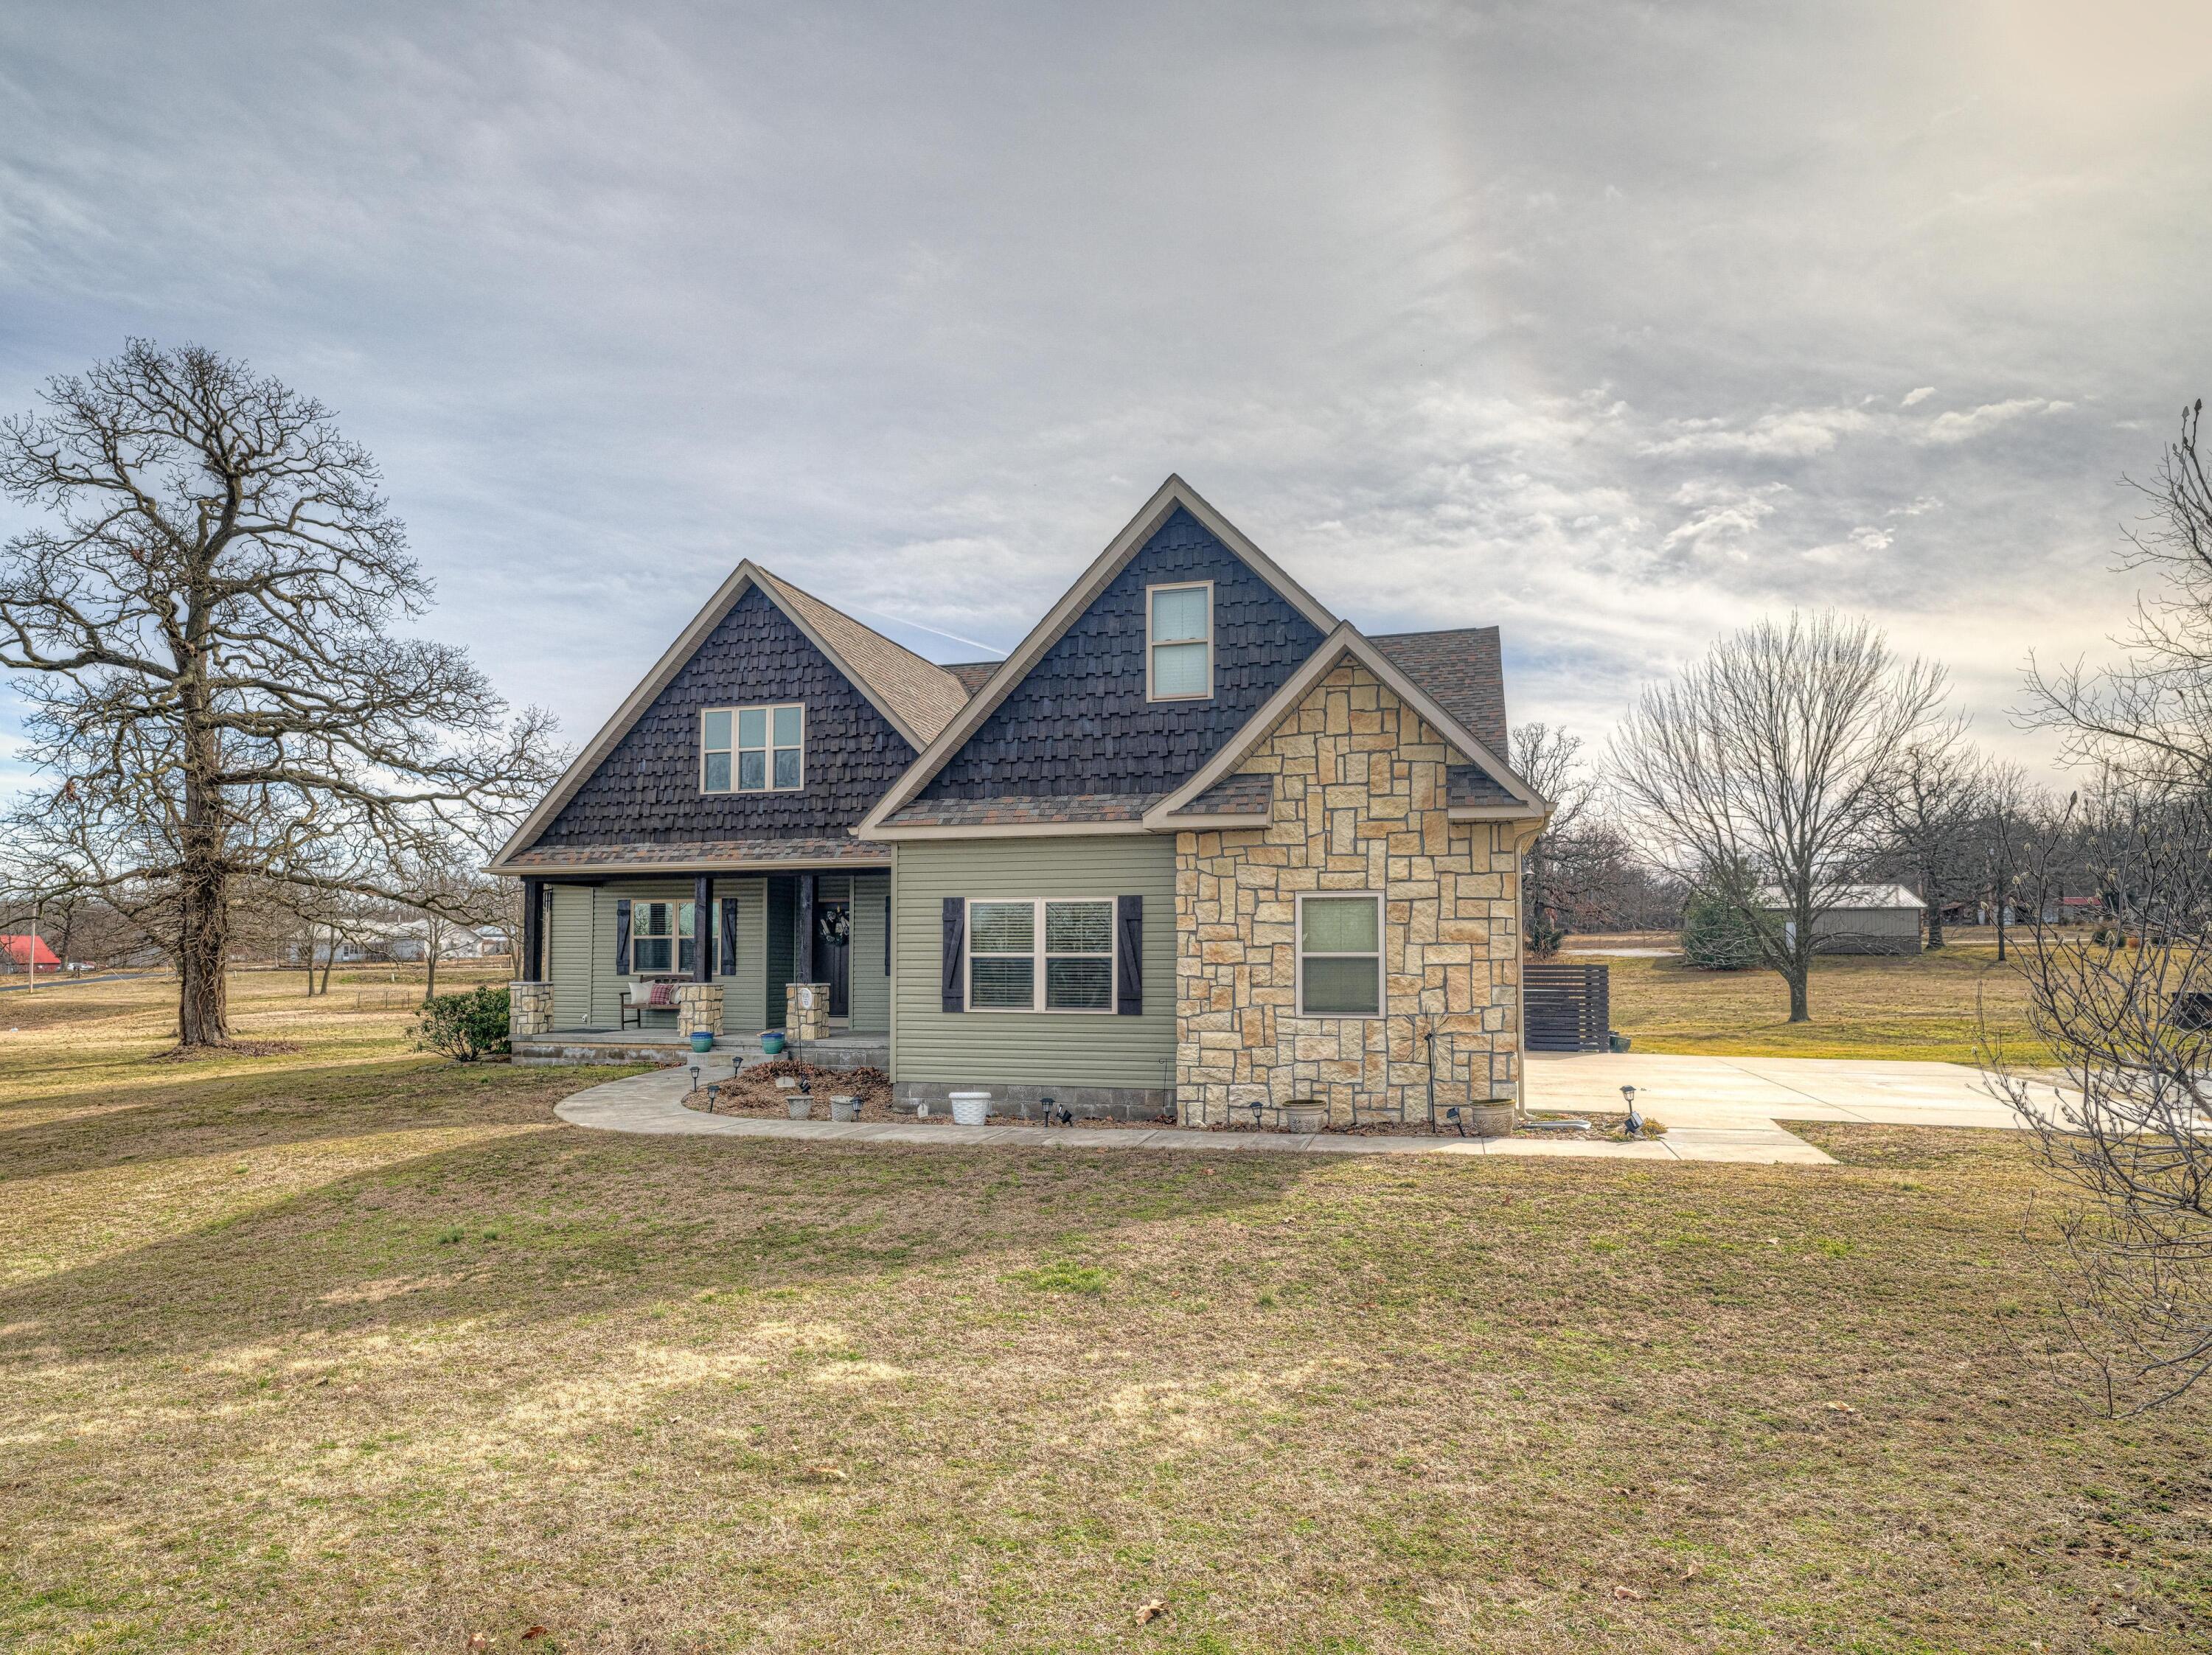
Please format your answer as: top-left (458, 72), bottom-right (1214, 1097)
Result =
top-left (1787, 968), bottom-right (1810, 1022)
top-left (319, 944), bottom-right (335, 997)
top-left (305, 929), bottom-right (318, 996)
top-left (425, 926), bottom-right (439, 1003)
top-left (1924, 864), bottom-right (1946, 950)
top-left (176, 774), bottom-right (229, 1045)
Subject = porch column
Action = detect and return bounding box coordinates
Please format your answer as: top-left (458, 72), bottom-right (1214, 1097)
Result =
top-left (521, 877), bottom-right (544, 980)
top-left (797, 873), bottom-right (816, 983)
top-left (693, 873), bottom-right (713, 983)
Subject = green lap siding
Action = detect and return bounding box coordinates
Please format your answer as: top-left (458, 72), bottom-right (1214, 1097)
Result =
top-left (717, 879), bottom-right (769, 1035)
top-left (891, 835), bottom-right (1175, 1089)
top-left (549, 885), bottom-right (594, 1026)
top-left (849, 871), bottom-right (890, 1035)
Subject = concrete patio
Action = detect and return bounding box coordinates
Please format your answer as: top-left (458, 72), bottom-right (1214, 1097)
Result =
top-left (549, 1049), bottom-right (2049, 1165)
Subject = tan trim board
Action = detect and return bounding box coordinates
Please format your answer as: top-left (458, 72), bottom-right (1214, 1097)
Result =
top-left (858, 475), bottom-right (1339, 837)
top-left (1156, 812), bottom-right (1270, 830)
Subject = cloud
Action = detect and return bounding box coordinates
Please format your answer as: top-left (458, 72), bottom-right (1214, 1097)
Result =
top-left (1641, 406), bottom-right (1874, 459)
top-left (1923, 397), bottom-right (2076, 444)
top-left (0, 0), bottom-right (2193, 790)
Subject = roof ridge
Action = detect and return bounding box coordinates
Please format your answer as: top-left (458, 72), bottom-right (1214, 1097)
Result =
top-left (752, 568), bottom-right (966, 687)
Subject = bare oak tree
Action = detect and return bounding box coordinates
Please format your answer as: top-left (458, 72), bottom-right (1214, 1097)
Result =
top-left (1876, 723), bottom-right (1990, 949)
top-left (1610, 610), bottom-right (1944, 1022)
top-left (0, 341), bottom-right (558, 1047)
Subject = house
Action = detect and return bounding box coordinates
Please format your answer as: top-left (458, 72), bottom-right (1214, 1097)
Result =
top-left (0, 934), bottom-right (61, 974)
top-left (1761, 884), bottom-right (1926, 955)
top-left (491, 476), bottom-right (1550, 1122)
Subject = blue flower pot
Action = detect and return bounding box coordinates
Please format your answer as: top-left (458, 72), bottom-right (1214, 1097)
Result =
top-left (689, 1031), bottom-right (715, 1054)
top-left (760, 1031), bottom-right (787, 1056)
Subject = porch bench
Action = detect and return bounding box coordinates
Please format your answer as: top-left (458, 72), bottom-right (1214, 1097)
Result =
top-left (620, 978), bottom-right (686, 1031)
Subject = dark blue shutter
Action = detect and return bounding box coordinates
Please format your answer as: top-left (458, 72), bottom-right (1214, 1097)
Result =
top-left (613, 899), bottom-right (632, 976)
top-left (1116, 895), bottom-right (1142, 1016)
top-left (719, 897), bottom-right (739, 977)
top-left (941, 898), bottom-right (965, 1013)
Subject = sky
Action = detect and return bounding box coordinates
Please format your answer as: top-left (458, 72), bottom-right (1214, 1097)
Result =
top-left (2, 0), bottom-right (2209, 795)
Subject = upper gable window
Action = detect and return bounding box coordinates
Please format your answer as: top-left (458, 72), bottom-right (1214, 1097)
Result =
top-left (1147, 581), bottom-right (1213, 702)
top-left (702, 703), bottom-right (804, 793)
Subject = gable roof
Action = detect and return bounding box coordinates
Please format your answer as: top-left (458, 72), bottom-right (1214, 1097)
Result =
top-left (858, 475), bottom-right (1338, 837)
top-left (491, 562), bottom-right (967, 873)
top-left (1, 934), bottom-right (60, 968)
top-left (1141, 624), bottom-right (1548, 830)
top-left (1371, 627), bottom-right (1507, 753)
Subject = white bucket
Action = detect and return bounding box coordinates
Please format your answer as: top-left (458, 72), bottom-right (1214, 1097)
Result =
top-left (948, 1091), bottom-right (990, 1127)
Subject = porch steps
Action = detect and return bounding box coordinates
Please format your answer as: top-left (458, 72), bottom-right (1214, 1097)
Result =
top-left (788, 1034), bottom-right (889, 1073)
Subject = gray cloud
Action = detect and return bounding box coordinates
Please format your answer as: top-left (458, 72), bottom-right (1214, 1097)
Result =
top-left (2, 0), bottom-right (2208, 792)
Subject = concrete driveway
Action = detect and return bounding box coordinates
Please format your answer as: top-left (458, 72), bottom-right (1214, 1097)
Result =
top-left (1526, 1051), bottom-right (2029, 1131)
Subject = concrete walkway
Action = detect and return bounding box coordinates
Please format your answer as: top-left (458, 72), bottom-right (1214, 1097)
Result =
top-left (550, 1048), bottom-right (2043, 1165)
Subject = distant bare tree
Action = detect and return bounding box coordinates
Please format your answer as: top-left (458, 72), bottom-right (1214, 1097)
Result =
top-left (0, 341), bottom-right (560, 1047)
top-left (1512, 722), bottom-right (1593, 955)
top-left (1610, 610), bottom-right (1945, 1022)
top-left (1877, 725), bottom-right (1990, 949)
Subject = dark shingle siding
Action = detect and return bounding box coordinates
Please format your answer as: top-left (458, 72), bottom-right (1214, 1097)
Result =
top-left (922, 506), bottom-right (1327, 799)
top-left (1446, 765), bottom-right (1517, 808)
top-left (536, 586), bottom-right (917, 848)
top-left (1370, 627), bottom-right (1508, 754)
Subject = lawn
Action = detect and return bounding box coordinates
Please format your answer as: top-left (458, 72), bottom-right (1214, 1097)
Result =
top-left (2, 974), bottom-right (2207, 1652)
top-left (1590, 936), bottom-right (2045, 1065)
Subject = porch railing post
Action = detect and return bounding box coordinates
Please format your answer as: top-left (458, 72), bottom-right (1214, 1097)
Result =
top-left (694, 874), bottom-right (713, 982)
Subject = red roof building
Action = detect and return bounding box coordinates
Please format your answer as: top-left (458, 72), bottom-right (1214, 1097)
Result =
top-left (1, 935), bottom-right (61, 972)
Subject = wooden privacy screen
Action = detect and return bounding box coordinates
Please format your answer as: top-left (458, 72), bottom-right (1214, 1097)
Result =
top-left (1522, 962), bottom-right (1610, 1053)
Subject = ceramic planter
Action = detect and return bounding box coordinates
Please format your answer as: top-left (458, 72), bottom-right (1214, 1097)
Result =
top-left (1467, 1101), bottom-right (1516, 1138)
top-left (948, 1091), bottom-right (990, 1126)
top-left (689, 1031), bottom-right (715, 1054)
top-left (760, 1031), bottom-right (787, 1056)
top-left (829, 1095), bottom-right (860, 1123)
top-left (1279, 1101), bottom-right (1327, 1135)
top-left (786, 1096), bottom-right (812, 1121)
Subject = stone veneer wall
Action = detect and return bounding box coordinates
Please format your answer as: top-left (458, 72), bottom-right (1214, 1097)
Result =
top-left (1175, 659), bottom-right (1523, 1127)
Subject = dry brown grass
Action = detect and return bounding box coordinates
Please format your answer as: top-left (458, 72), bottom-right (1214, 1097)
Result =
top-left (1, 974), bottom-right (2207, 1651)
top-left (1594, 941), bottom-right (2045, 1065)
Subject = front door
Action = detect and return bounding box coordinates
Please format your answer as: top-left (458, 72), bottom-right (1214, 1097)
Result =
top-left (814, 902), bottom-right (850, 1018)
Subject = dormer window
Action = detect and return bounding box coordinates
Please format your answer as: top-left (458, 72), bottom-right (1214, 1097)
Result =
top-left (1147, 581), bottom-right (1212, 701)
top-left (702, 703), bottom-right (804, 792)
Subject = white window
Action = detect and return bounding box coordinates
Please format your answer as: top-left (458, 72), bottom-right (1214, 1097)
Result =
top-left (1297, 893), bottom-right (1382, 1017)
top-left (967, 898), bottom-right (1116, 1013)
top-left (702, 703), bottom-right (804, 792)
top-left (631, 900), bottom-right (697, 975)
top-left (1147, 581), bottom-right (1212, 701)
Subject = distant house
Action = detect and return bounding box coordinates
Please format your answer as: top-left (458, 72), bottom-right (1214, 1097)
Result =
top-left (0, 934), bottom-right (62, 973)
top-left (1761, 885), bottom-right (1926, 955)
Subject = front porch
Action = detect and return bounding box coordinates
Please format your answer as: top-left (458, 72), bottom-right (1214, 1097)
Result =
top-left (508, 864), bottom-right (891, 1063)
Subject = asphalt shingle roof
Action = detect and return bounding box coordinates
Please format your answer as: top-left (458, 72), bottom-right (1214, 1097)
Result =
top-left (507, 836), bottom-right (888, 871)
top-left (1370, 627), bottom-right (1508, 755)
top-left (757, 571), bottom-right (972, 744)
top-left (886, 793), bottom-right (1157, 829)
